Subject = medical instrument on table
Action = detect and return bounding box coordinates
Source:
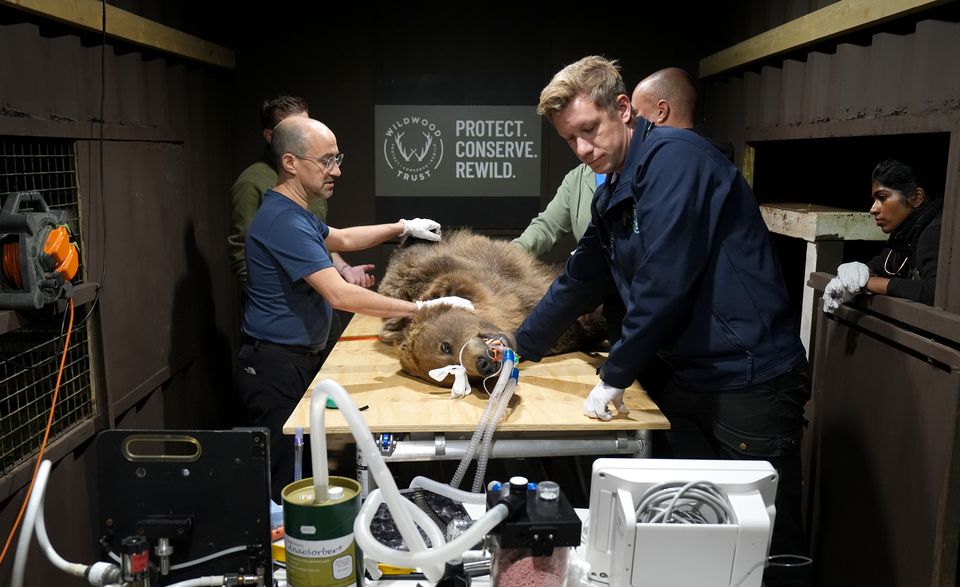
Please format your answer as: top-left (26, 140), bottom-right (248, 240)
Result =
top-left (586, 458), bottom-right (784, 587)
top-left (486, 477), bottom-right (581, 586)
top-left (12, 430), bottom-right (272, 587)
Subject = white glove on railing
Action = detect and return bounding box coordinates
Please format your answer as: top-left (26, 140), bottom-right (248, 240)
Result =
top-left (837, 261), bottom-right (870, 293)
top-left (583, 380), bottom-right (628, 421)
top-left (822, 276), bottom-right (858, 314)
top-left (400, 218), bottom-right (441, 242)
top-left (415, 296), bottom-right (475, 311)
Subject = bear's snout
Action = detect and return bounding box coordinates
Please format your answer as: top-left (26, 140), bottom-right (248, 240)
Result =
top-left (476, 355), bottom-right (499, 377)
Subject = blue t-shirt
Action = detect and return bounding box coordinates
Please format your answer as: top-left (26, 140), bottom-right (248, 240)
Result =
top-left (243, 190), bottom-right (334, 346)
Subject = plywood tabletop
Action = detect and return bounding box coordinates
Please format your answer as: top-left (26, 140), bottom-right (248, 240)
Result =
top-left (284, 314), bottom-right (669, 435)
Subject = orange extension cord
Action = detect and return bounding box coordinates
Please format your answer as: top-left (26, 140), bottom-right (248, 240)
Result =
top-left (2, 242), bottom-right (23, 289)
top-left (0, 299), bottom-right (75, 567)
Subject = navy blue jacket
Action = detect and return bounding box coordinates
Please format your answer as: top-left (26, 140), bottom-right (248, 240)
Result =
top-left (516, 125), bottom-right (804, 391)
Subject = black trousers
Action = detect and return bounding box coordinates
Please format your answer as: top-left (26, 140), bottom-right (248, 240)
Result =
top-left (650, 360), bottom-right (812, 587)
top-left (235, 314), bottom-right (343, 502)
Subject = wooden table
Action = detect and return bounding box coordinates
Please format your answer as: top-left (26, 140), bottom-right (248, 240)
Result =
top-left (284, 314), bottom-right (668, 461)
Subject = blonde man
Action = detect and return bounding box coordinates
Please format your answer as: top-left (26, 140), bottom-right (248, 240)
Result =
top-left (515, 56), bottom-right (809, 587)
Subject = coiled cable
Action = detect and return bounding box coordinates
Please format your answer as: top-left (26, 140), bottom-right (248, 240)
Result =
top-left (635, 480), bottom-right (734, 525)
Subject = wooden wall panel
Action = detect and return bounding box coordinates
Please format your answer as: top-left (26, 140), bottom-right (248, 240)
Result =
top-left (759, 65), bottom-right (783, 129)
top-left (867, 32), bottom-right (910, 118)
top-left (910, 19), bottom-right (960, 112)
top-left (0, 6), bottom-right (237, 583)
top-left (810, 309), bottom-right (960, 585)
top-left (802, 51), bottom-right (833, 124)
top-left (779, 58), bottom-right (806, 127)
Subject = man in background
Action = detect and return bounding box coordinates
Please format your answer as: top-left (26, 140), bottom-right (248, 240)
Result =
top-left (631, 67), bottom-right (734, 161)
top-left (229, 95), bottom-right (375, 289)
top-left (512, 67), bottom-right (730, 259)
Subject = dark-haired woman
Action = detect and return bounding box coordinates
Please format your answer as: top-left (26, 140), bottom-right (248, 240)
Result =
top-left (823, 159), bottom-right (943, 313)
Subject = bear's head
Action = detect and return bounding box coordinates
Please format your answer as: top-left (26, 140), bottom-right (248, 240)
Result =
top-left (382, 304), bottom-right (516, 385)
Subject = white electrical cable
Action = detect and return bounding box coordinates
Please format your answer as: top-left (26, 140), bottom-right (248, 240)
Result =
top-left (169, 545), bottom-right (249, 571)
top-left (164, 577), bottom-right (225, 587)
top-left (103, 543), bottom-right (248, 571)
top-left (635, 480), bottom-right (735, 525)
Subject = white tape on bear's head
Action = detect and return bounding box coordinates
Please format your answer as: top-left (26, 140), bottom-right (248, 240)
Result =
top-left (428, 365), bottom-right (471, 399)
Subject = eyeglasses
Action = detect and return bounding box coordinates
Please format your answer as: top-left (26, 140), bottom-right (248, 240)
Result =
top-left (294, 152), bottom-right (344, 172)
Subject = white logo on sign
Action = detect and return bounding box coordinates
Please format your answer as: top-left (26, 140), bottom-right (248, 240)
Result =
top-left (383, 116), bottom-right (443, 183)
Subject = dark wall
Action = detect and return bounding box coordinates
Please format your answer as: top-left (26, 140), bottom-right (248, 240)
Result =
top-left (228, 6), bottom-right (710, 278)
top-left (0, 4), bottom-right (237, 584)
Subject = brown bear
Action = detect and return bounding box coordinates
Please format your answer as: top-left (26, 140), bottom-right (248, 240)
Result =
top-left (377, 230), bottom-right (605, 388)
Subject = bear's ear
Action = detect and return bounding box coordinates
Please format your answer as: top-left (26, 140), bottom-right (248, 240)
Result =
top-left (398, 339), bottom-right (420, 374)
top-left (421, 273), bottom-right (487, 306)
top-left (379, 317), bottom-right (410, 345)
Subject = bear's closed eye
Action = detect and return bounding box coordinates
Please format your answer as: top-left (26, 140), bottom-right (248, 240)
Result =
top-left (440, 342), bottom-right (452, 354)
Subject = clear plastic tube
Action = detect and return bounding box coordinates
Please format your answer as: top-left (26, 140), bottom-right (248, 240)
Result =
top-left (472, 372), bottom-right (517, 493)
top-left (450, 386), bottom-right (503, 488)
top-left (450, 356), bottom-right (514, 489)
top-left (409, 476), bottom-right (486, 505)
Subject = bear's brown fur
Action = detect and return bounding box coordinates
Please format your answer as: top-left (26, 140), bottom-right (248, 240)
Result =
top-left (378, 230), bottom-right (604, 387)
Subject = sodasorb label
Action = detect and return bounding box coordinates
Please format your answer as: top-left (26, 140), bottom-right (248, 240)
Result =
top-left (375, 105), bottom-right (541, 197)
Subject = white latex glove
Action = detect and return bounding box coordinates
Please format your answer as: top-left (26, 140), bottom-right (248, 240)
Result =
top-left (822, 276), bottom-right (857, 314)
top-left (400, 218), bottom-right (441, 242)
top-left (583, 380), bottom-right (628, 421)
top-left (429, 365), bottom-right (472, 399)
top-left (837, 261), bottom-right (870, 294)
top-left (415, 296), bottom-right (475, 311)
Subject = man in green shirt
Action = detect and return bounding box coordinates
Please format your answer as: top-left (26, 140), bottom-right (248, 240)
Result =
top-left (229, 95), bottom-right (375, 288)
top-left (511, 163), bottom-right (596, 257)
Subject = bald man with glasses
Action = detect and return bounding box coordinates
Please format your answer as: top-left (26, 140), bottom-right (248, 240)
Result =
top-left (237, 116), bottom-right (471, 500)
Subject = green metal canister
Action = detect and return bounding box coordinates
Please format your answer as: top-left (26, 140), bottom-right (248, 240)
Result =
top-left (282, 477), bottom-right (363, 587)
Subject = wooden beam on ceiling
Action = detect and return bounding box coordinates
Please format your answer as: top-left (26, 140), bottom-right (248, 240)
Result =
top-left (699, 0), bottom-right (949, 78)
top-left (0, 0), bottom-right (235, 69)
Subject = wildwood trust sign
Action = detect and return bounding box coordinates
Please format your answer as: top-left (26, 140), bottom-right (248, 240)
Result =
top-left (375, 105), bottom-right (541, 197)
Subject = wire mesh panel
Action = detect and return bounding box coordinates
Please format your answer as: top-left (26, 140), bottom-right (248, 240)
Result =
top-left (0, 137), bottom-right (85, 280)
top-left (0, 137), bottom-right (95, 477)
top-left (0, 321), bottom-right (93, 475)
